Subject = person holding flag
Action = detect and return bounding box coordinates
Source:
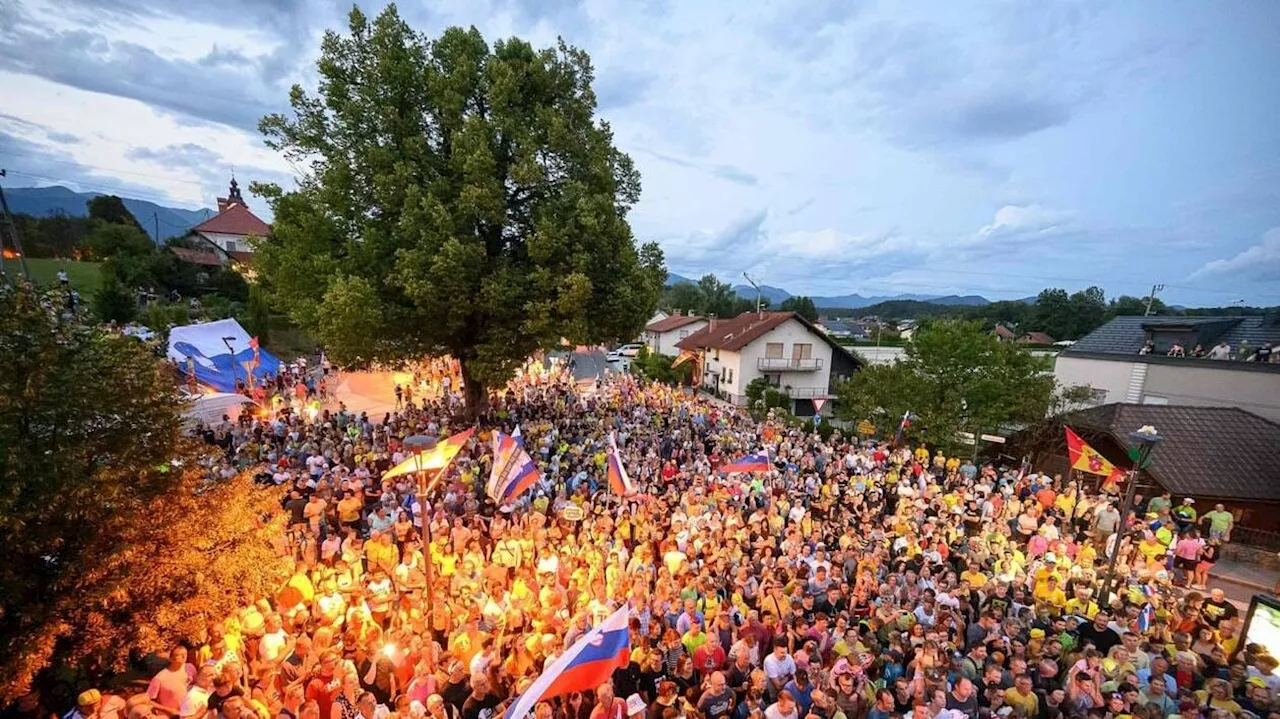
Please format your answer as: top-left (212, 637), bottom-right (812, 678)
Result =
top-left (605, 433), bottom-right (635, 496)
top-left (487, 431), bottom-right (540, 504)
top-left (503, 607), bottom-right (632, 719)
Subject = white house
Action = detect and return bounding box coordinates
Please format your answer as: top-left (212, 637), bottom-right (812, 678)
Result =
top-left (676, 310), bottom-right (862, 414)
top-left (179, 178), bottom-right (271, 267)
top-left (644, 313), bottom-right (707, 356)
top-left (1053, 315), bottom-right (1280, 421)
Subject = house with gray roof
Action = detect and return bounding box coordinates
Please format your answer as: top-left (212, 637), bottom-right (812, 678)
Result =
top-left (1054, 314), bottom-right (1280, 422)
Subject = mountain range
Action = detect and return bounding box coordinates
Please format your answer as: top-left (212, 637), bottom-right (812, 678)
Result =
top-left (4, 185), bottom-right (214, 243)
top-left (665, 272), bottom-right (995, 309)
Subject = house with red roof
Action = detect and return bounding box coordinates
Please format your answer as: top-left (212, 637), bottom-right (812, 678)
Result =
top-left (644, 311), bottom-right (707, 356)
top-left (675, 310), bottom-right (862, 413)
top-left (179, 178), bottom-right (270, 267)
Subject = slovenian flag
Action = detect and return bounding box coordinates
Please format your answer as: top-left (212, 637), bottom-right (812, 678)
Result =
top-left (1137, 603), bottom-right (1154, 632)
top-left (894, 411), bottom-right (912, 446)
top-left (606, 433), bottom-right (636, 495)
top-left (487, 431), bottom-right (540, 503)
top-left (719, 452), bottom-right (771, 474)
top-left (504, 606), bottom-right (632, 719)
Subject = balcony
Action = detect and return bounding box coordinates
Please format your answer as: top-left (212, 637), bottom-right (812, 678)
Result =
top-left (758, 357), bottom-right (823, 371)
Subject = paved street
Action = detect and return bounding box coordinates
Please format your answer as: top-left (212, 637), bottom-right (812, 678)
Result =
top-left (569, 348), bottom-right (609, 380)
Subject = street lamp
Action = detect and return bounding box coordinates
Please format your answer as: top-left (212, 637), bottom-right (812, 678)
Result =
top-left (404, 434), bottom-right (439, 639)
top-left (1098, 425), bottom-right (1163, 606)
top-left (222, 336), bottom-right (238, 388)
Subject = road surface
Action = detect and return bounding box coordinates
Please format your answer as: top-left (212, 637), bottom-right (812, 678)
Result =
top-left (568, 348), bottom-right (609, 380)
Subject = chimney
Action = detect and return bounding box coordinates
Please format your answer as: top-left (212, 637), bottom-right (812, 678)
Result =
top-left (709, 314), bottom-right (717, 330)
top-left (216, 196), bottom-right (231, 213)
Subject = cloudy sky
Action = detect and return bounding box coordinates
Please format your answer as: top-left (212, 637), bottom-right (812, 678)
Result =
top-left (2, 0), bottom-right (1278, 305)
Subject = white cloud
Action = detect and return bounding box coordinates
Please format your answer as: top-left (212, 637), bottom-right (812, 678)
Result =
top-left (977, 204), bottom-right (1072, 238)
top-left (1190, 227), bottom-right (1280, 281)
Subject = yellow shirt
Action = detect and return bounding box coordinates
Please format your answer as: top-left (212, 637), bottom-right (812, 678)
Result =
top-left (1034, 585), bottom-right (1066, 609)
top-left (961, 570), bottom-right (989, 589)
top-left (1065, 598), bottom-right (1100, 619)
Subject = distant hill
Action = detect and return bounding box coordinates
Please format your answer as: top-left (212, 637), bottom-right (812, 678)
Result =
top-left (715, 282), bottom-right (994, 309)
top-left (666, 272), bottom-right (693, 286)
top-left (732, 283), bottom-right (792, 305)
top-left (5, 185), bottom-right (213, 243)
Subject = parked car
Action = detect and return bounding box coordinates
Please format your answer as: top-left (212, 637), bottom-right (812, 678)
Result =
top-left (615, 343), bottom-right (644, 358)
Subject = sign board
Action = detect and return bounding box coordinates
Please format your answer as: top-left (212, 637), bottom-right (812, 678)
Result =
top-left (813, 413), bottom-right (822, 426)
top-left (560, 505), bottom-right (585, 522)
top-left (980, 433), bottom-right (1007, 444)
top-left (956, 431), bottom-right (976, 445)
top-left (856, 420), bottom-right (875, 436)
top-left (812, 397), bottom-right (828, 414)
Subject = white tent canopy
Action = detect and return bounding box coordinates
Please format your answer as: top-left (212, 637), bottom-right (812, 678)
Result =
top-left (184, 392), bottom-right (255, 425)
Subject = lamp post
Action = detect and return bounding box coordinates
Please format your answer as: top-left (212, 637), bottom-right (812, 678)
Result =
top-left (1098, 425), bottom-right (1163, 606)
top-left (404, 434), bottom-right (439, 638)
top-left (222, 336), bottom-right (238, 388)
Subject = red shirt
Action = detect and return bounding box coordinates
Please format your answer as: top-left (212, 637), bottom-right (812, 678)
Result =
top-left (693, 644), bottom-right (727, 673)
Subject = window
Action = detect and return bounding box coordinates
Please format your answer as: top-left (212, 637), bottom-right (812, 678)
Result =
top-left (792, 343), bottom-right (813, 360)
top-left (1142, 395), bottom-right (1168, 405)
top-left (225, 240), bottom-right (238, 252)
top-left (679, 329), bottom-right (690, 338)
top-left (765, 342), bottom-right (784, 359)
top-left (726, 368), bottom-right (734, 384)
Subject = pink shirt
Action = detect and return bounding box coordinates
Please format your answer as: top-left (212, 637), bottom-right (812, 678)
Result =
top-left (1175, 537), bottom-right (1204, 560)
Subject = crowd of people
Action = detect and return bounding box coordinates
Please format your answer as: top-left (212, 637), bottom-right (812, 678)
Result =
top-left (28, 362), bottom-right (1280, 719)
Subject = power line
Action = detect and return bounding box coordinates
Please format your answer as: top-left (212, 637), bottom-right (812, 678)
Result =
top-left (0, 148), bottom-right (211, 188)
top-left (2, 169), bottom-right (207, 208)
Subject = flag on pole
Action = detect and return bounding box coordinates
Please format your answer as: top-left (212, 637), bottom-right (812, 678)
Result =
top-left (487, 431), bottom-right (540, 503)
top-left (719, 452), bottom-right (771, 474)
top-left (1137, 603), bottom-right (1154, 633)
top-left (503, 606), bottom-right (632, 719)
top-left (1015, 456), bottom-right (1031, 483)
top-left (1064, 426), bottom-right (1127, 492)
top-left (381, 427), bottom-right (477, 481)
top-left (512, 424), bottom-right (524, 447)
top-left (893, 411), bottom-right (912, 446)
top-left (606, 433), bottom-right (636, 495)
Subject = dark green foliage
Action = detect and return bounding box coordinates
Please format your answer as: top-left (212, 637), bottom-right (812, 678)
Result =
top-left (779, 295), bottom-right (818, 320)
top-left (253, 7), bottom-right (664, 415)
top-left (836, 319), bottom-right (1059, 450)
top-left (86, 195), bottom-right (145, 233)
top-left (660, 273), bottom-right (763, 318)
top-left (93, 261), bottom-right (136, 324)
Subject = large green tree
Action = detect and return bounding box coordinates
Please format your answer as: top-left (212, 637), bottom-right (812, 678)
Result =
top-left (780, 295), bottom-right (818, 321)
top-left (0, 284), bottom-right (288, 700)
top-left (253, 6), bottom-right (664, 414)
top-left (835, 319), bottom-right (1058, 450)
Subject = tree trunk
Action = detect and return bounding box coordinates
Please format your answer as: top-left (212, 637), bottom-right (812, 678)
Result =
top-left (459, 358), bottom-right (489, 421)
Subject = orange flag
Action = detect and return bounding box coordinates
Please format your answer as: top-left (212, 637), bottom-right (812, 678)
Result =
top-left (1065, 426), bottom-right (1127, 492)
top-left (382, 427), bottom-right (476, 480)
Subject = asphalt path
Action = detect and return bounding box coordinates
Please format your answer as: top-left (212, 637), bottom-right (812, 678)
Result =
top-left (569, 348), bottom-right (609, 380)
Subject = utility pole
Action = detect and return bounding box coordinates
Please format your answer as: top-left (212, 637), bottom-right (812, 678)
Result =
top-left (1143, 284), bottom-right (1165, 316)
top-left (0, 169), bottom-right (32, 283)
top-left (742, 272), bottom-right (764, 317)
top-left (152, 212), bottom-right (161, 244)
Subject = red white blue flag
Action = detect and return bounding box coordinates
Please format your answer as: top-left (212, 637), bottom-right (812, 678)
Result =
top-left (606, 433), bottom-right (636, 495)
top-left (504, 606), bottom-right (631, 719)
top-left (719, 452), bottom-right (771, 474)
top-left (487, 431), bottom-right (540, 503)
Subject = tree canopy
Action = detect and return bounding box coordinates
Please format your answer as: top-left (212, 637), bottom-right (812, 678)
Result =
top-left (835, 319), bottom-right (1071, 450)
top-left (660, 274), bottom-right (763, 319)
top-left (253, 6), bottom-right (664, 414)
top-left (0, 284), bottom-right (288, 701)
top-left (779, 295), bottom-right (818, 321)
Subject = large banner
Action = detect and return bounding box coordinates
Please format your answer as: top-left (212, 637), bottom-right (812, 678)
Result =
top-left (168, 318), bottom-right (282, 393)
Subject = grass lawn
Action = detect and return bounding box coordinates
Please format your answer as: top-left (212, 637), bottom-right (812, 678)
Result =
top-left (17, 257), bottom-right (103, 295)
